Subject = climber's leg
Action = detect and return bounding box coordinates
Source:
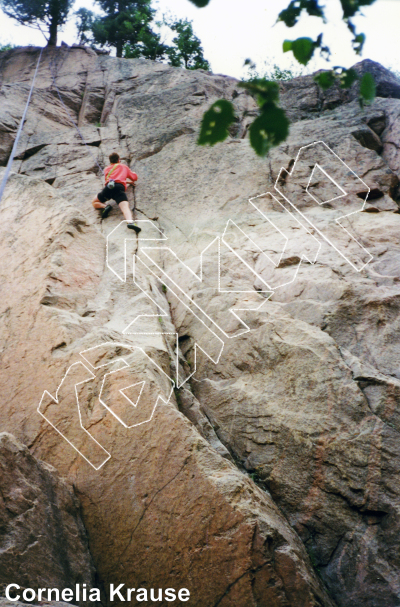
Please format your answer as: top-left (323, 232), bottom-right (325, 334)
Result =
top-left (119, 200), bottom-right (141, 233)
top-left (92, 196), bottom-right (107, 209)
top-left (113, 185), bottom-right (141, 233)
top-left (118, 200), bottom-right (134, 222)
top-left (93, 186), bottom-right (111, 209)
top-left (93, 188), bottom-right (113, 219)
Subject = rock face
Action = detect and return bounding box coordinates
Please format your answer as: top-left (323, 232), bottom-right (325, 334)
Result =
top-left (0, 433), bottom-right (95, 599)
top-left (0, 46), bottom-right (400, 606)
top-left (279, 59), bottom-right (400, 121)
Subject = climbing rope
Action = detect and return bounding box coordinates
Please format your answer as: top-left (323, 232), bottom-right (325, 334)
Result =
top-left (0, 47), bottom-right (44, 206)
top-left (49, 51), bottom-right (145, 222)
top-left (0, 46), bottom-right (137, 208)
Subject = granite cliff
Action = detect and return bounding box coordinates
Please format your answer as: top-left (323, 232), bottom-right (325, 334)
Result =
top-left (1, 46), bottom-right (400, 606)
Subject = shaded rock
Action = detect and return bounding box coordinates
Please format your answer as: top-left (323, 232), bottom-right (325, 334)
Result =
top-left (279, 59), bottom-right (400, 122)
top-left (353, 59), bottom-right (400, 99)
top-left (0, 433), bottom-right (96, 601)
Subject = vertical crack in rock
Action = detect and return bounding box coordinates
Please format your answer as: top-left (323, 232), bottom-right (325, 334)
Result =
top-left (77, 70), bottom-right (90, 127)
top-left (147, 278), bottom-right (232, 460)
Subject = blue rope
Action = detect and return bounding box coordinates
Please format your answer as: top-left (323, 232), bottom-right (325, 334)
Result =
top-left (0, 47), bottom-right (44, 205)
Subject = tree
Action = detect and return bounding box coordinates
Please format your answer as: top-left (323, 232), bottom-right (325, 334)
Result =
top-left (192, 0), bottom-right (378, 156)
top-left (87, 5), bottom-right (210, 67)
top-left (90, 0), bottom-right (156, 58)
top-left (123, 29), bottom-right (170, 61)
top-left (165, 18), bottom-right (210, 71)
top-left (0, 0), bottom-right (74, 46)
top-left (75, 7), bottom-right (95, 46)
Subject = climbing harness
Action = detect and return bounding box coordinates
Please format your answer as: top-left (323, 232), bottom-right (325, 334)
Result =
top-left (0, 47), bottom-right (44, 205)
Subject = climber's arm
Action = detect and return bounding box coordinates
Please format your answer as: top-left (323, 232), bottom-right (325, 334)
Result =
top-left (127, 168), bottom-right (138, 185)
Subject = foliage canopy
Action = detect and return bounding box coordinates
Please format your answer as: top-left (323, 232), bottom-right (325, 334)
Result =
top-left (75, 7), bottom-right (95, 46)
top-left (165, 18), bottom-right (210, 70)
top-left (74, 3), bottom-right (210, 68)
top-left (0, 0), bottom-right (74, 45)
top-left (90, 0), bottom-right (155, 58)
top-left (193, 0), bottom-right (378, 156)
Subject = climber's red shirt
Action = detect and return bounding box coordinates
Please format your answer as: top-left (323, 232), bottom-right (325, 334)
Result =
top-left (104, 163), bottom-right (138, 190)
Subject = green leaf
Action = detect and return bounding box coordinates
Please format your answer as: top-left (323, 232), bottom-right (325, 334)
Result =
top-left (188, 0), bottom-right (210, 6)
top-left (198, 100), bottom-right (236, 146)
top-left (278, 3), bottom-right (302, 27)
top-left (278, 0), bottom-right (325, 27)
top-left (314, 65), bottom-right (357, 91)
top-left (239, 79), bottom-right (280, 106)
top-left (314, 71), bottom-right (336, 90)
top-left (359, 72), bottom-right (376, 104)
top-left (292, 37), bottom-right (315, 65)
top-left (284, 37), bottom-right (315, 65)
top-left (352, 32), bottom-right (365, 54)
top-left (339, 67), bottom-right (357, 88)
top-left (304, 0), bottom-right (325, 19)
top-left (249, 104), bottom-right (289, 156)
top-left (340, 0), bottom-right (376, 19)
top-left (282, 40), bottom-right (292, 53)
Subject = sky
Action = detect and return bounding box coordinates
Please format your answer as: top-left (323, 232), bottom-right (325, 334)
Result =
top-left (0, 0), bottom-right (400, 79)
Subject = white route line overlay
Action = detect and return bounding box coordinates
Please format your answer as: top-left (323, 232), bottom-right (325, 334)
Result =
top-left (105, 140), bottom-right (372, 385)
top-left (38, 343), bottom-right (175, 469)
top-left (119, 207), bottom-right (319, 350)
top-left (124, 208), bottom-right (318, 385)
top-left (38, 140), bottom-right (375, 470)
top-left (246, 192), bottom-right (321, 290)
top-left (274, 140), bottom-right (373, 272)
top-left (37, 361), bottom-right (111, 471)
top-left (106, 220), bottom-right (167, 283)
top-left (125, 255), bottom-right (225, 389)
top-left (107, 221), bottom-right (276, 389)
top-left (108, 222), bottom-right (277, 346)
top-left (306, 163), bottom-right (347, 205)
top-left (138, 245), bottom-right (271, 335)
top-left (80, 342), bottom-right (175, 428)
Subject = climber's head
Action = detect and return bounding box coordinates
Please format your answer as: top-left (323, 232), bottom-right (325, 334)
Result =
top-left (109, 152), bottom-right (120, 164)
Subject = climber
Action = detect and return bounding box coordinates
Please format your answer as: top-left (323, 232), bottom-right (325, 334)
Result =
top-left (91, 152), bottom-right (141, 233)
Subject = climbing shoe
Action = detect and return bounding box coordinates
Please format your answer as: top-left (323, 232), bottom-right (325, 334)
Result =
top-left (127, 222), bottom-right (141, 234)
top-left (101, 204), bottom-right (113, 219)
